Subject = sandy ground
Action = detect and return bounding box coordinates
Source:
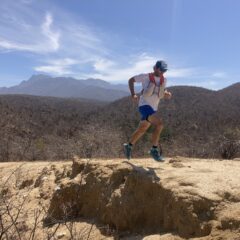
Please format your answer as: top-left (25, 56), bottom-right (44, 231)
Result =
top-left (0, 157), bottom-right (240, 239)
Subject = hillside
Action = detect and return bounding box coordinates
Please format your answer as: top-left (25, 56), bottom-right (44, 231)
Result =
top-left (0, 83), bottom-right (239, 161)
top-left (0, 94), bottom-right (108, 161)
top-left (1, 157), bottom-right (240, 239)
top-left (86, 84), bottom-right (240, 158)
top-left (0, 75), bottom-right (129, 102)
top-left (217, 82), bottom-right (240, 97)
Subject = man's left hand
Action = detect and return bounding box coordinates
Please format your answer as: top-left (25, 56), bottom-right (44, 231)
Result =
top-left (164, 91), bottom-right (172, 99)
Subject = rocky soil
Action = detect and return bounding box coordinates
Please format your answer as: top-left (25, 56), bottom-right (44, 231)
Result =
top-left (1, 157), bottom-right (240, 239)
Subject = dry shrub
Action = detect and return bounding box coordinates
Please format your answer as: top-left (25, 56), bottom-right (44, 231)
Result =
top-left (220, 139), bottom-right (240, 159)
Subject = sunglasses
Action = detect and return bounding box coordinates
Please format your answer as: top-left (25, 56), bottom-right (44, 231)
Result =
top-left (156, 67), bottom-right (167, 73)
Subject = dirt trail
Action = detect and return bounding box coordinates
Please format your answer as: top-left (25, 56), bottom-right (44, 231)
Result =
top-left (0, 157), bottom-right (240, 239)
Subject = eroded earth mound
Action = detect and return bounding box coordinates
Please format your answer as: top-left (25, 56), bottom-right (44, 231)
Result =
top-left (1, 157), bottom-right (240, 239)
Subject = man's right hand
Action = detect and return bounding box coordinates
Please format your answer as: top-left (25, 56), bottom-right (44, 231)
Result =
top-left (131, 94), bottom-right (139, 102)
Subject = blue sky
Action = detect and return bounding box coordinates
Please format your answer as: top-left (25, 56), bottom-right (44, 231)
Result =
top-left (0, 0), bottom-right (240, 89)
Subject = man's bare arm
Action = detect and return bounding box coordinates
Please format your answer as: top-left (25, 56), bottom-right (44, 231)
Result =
top-left (128, 77), bottom-right (139, 101)
top-left (128, 77), bottom-right (136, 96)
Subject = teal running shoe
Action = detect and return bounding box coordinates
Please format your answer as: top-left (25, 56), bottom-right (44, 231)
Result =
top-left (123, 143), bottom-right (132, 160)
top-left (149, 147), bottom-right (164, 162)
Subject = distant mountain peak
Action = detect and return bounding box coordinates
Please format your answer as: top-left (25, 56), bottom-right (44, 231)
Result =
top-left (86, 78), bottom-right (108, 82)
top-left (0, 74), bottom-right (129, 101)
top-left (29, 74), bottom-right (52, 81)
top-left (84, 78), bottom-right (110, 86)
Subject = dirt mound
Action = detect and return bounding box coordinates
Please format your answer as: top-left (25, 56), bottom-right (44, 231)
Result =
top-left (1, 158), bottom-right (240, 239)
top-left (45, 157), bottom-right (240, 239)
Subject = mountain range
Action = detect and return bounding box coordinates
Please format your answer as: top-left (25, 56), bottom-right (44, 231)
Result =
top-left (0, 75), bottom-right (140, 101)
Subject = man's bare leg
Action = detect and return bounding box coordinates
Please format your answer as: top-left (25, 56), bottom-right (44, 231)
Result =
top-left (147, 114), bottom-right (163, 146)
top-left (124, 120), bottom-right (151, 160)
top-left (146, 114), bottom-right (164, 161)
top-left (129, 120), bottom-right (151, 145)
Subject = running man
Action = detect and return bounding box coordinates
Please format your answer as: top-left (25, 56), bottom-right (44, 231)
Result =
top-left (124, 60), bottom-right (172, 161)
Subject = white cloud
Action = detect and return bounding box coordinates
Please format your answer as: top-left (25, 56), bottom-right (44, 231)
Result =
top-left (93, 59), bottom-right (116, 72)
top-left (0, 10), bottom-right (60, 53)
top-left (80, 54), bottom-right (197, 83)
top-left (41, 12), bottom-right (60, 51)
top-left (0, 0), bottom-right (108, 61)
top-left (84, 54), bottom-right (157, 82)
top-left (212, 72), bottom-right (227, 78)
top-left (166, 68), bottom-right (196, 78)
top-left (35, 58), bottom-right (78, 75)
